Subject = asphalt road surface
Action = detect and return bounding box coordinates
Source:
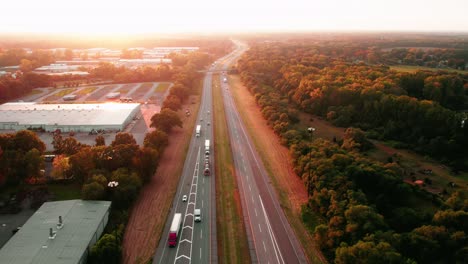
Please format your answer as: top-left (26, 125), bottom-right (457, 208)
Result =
top-left (220, 41), bottom-right (308, 264)
top-left (153, 62), bottom-right (218, 264)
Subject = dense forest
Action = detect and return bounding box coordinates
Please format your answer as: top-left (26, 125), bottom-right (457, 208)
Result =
top-left (237, 39), bottom-right (468, 263)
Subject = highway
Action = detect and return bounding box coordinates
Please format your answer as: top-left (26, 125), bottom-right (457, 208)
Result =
top-left (219, 41), bottom-right (308, 263)
top-left (153, 62), bottom-right (217, 263)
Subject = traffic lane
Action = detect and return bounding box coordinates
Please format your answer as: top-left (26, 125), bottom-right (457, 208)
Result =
top-left (230, 121), bottom-right (281, 264)
top-left (191, 75), bottom-right (214, 264)
top-left (226, 91), bottom-right (303, 263)
top-left (153, 140), bottom-right (202, 263)
top-left (222, 75), bottom-right (300, 263)
top-left (156, 149), bottom-right (197, 263)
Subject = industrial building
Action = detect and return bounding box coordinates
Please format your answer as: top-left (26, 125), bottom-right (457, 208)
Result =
top-left (0, 200), bottom-right (111, 264)
top-left (0, 102), bottom-right (140, 132)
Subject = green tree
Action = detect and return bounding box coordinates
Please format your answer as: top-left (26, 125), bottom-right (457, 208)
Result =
top-left (162, 94), bottom-right (182, 111)
top-left (111, 132), bottom-right (136, 147)
top-left (133, 147), bottom-right (159, 183)
top-left (13, 130), bottom-right (45, 153)
top-left (143, 129), bottom-right (168, 150)
top-left (110, 168), bottom-right (142, 209)
top-left (82, 181), bottom-right (106, 200)
top-left (335, 241), bottom-right (404, 264)
top-left (23, 148), bottom-right (43, 182)
top-left (95, 135), bottom-right (106, 146)
top-left (88, 233), bottom-right (121, 264)
top-left (150, 108), bottom-right (182, 133)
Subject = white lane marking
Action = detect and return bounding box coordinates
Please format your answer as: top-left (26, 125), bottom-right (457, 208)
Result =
top-left (258, 223), bottom-right (262, 233)
top-left (202, 200), bottom-right (204, 208)
top-left (174, 147), bottom-right (201, 263)
top-left (200, 248), bottom-right (202, 259)
top-left (203, 177), bottom-right (205, 184)
top-left (251, 196), bottom-right (254, 203)
top-left (201, 229), bottom-right (203, 239)
top-left (263, 241), bottom-right (267, 252)
top-left (202, 188), bottom-right (204, 195)
top-left (255, 208), bottom-right (258, 216)
top-left (259, 195), bottom-right (284, 264)
top-left (249, 184), bottom-right (251, 191)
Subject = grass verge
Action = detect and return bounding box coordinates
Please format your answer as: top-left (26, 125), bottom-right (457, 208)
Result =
top-left (75, 86), bottom-right (97, 96)
top-left (44, 88), bottom-right (76, 101)
top-left (213, 74), bottom-right (251, 264)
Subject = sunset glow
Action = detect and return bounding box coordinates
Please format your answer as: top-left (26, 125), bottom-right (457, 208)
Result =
top-left (1, 0), bottom-right (467, 34)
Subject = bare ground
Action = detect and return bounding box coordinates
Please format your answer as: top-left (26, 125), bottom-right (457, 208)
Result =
top-left (229, 76), bottom-right (326, 263)
top-left (122, 98), bottom-right (199, 264)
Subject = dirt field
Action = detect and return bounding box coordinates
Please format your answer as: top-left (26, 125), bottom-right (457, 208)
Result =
top-left (122, 96), bottom-right (200, 264)
top-left (229, 76), bottom-right (326, 263)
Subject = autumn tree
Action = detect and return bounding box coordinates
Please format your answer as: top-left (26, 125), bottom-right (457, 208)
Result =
top-left (150, 108), bottom-right (182, 133)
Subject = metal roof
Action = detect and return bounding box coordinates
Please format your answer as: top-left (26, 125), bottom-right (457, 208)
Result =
top-left (0, 200), bottom-right (111, 264)
top-left (0, 102), bottom-right (140, 126)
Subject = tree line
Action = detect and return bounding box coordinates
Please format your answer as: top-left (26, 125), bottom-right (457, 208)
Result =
top-left (236, 41), bottom-right (468, 263)
top-left (238, 43), bottom-right (468, 171)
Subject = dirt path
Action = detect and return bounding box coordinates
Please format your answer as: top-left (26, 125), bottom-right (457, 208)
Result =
top-left (122, 99), bottom-right (199, 264)
top-left (229, 76), bottom-right (326, 263)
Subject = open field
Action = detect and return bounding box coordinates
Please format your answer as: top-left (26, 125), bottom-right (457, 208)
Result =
top-left (121, 82), bottom-right (201, 264)
top-left (74, 86), bottom-right (98, 96)
top-left (390, 65), bottom-right (468, 74)
top-left (154, 83), bottom-right (171, 93)
top-left (229, 75), bottom-right (326, 263)
top-left (213, 74), bottom-right (250, 264)
top-left (43, 88), bottom-right (76, 101)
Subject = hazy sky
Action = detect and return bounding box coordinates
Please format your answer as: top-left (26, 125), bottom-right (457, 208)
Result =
top-left (1, 0), bottom-right (467, 34)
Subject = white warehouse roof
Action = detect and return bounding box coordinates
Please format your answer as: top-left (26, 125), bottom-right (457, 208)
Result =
top-left (0, 200), bottom-right (111, 264)
top-left (0, 102), bottom-right (140, 130)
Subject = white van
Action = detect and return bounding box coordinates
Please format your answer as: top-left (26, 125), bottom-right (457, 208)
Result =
top-left (194, 209), bottom-right (201, 222)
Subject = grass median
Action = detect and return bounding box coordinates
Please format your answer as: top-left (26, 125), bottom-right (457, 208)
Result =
top-left (213, 74), bottom-right (251, 264)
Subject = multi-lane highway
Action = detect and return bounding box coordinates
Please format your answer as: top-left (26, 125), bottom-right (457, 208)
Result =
top-left (219, 41), bottom-right (308, 263)
top-left (153, 64), bottom-right (217, 264)
top-left (154, 40), bottom-right (307, 264)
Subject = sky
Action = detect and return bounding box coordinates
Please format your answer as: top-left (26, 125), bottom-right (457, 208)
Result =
top-left (1, 0), bottom-right (467, 34)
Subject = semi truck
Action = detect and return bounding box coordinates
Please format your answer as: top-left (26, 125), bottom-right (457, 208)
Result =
top-left (168, 213), bottom-right (182, 247)
top-left (205, 139), bottom-right (210, 155)
top-left (196, 125), bottom-right (201, 137)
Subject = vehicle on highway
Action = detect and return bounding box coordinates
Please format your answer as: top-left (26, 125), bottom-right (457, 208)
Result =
top-left (205, 140), bottom-right (210, 155)
top-left (194, 209), bottom-right (201, 222)
top-left (168, 213), bottom-right (182, 247)
top-left (196, 125), bottom-right (201, 137)
top-left (204, 167), bottom-right (210, 176)
top-left (223, 77), bottom-right (227, 83)
top-left (182, 195), bottom-right (187, 202)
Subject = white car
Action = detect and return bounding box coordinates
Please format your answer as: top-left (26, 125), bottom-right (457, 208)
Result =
top-left (182, 195), bottom-right (187, 202)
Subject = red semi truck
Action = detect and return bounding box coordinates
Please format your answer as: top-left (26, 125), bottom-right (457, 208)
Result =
top-left (168, 213), bottom-right (182, 247)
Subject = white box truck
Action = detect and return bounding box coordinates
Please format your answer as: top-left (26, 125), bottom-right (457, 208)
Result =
top-left (194, 209), bottom-right (201, 222)
top-left (205, 140), bottom-right (210, 155)
top-left (196, 125), bottom-right (201, 137)
top-left (168, 213), bottom-right (182, 247)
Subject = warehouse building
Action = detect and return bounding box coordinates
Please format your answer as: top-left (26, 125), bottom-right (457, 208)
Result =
top-left (0, 200), bottom-right (111, 264)
top-left (0, 102), bottom-right (140, 132)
